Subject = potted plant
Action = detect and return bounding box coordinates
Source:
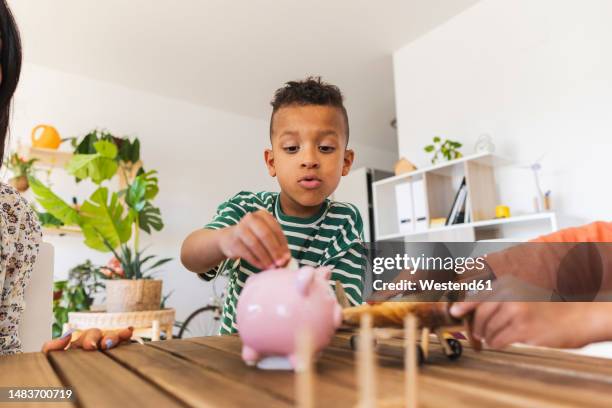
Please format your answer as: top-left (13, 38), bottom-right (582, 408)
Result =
top-left (424, 136), bottom-right (463, 164)
top-left (53, 260), bottom-right (106, 337)
top-left (30, 130), bottom-right (171, 312)
top-left (6, 153), bottom-right (37, 192)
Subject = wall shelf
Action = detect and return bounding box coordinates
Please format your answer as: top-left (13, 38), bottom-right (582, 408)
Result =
top-left (17, 145), bottom-right (74, 168)
top-left (377, 212), bottom-right (557, 241)
top-left (372, 153), bottom-right (557, 242)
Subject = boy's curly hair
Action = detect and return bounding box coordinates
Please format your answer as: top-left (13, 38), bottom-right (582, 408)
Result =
top-left (270, 76), bottom-right (349, 143)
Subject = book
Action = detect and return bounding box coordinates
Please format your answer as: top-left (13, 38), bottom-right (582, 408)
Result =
top-left (445, 177), bottom-right (467, 226)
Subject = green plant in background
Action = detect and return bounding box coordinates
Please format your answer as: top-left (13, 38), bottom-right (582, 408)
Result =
top-left (424, 136), bottom-right (463, 164)
top-left (52, 260), bottom-right (106, 338)
top-left (6, 153), bottom-right (38, 178)
top-left (29, 130), bottom-right (171, 281)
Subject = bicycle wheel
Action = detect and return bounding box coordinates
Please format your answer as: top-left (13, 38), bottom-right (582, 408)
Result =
top-left (178, 306), bottom-right (222, 338)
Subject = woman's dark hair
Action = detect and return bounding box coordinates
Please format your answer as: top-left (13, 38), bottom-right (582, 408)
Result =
top-left (0, 0), bottom-right (22, 167)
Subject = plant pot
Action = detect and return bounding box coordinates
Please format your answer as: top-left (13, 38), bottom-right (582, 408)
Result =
top-left (105, 279), bottom-right (162, 312)
top-left (9, 175), bottom-right (29, 192)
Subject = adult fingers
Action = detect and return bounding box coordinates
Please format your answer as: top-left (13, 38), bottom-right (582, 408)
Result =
top-left (482, 303), bottom-right (516, 346)
top-left (41, 330), bottom-right (74, 354)
top-left (472, 302), bottom-right (502, 340)
top-left (487, 322), bottom-right (524, 349)
top-left (117, 326), bottom-right (134, 343)
top-left (450, 301), bottom-right (480, 318)
top-left (100, 333), bottom-right (120, 350)
top-left (81, 328), bottom-right (103, 351)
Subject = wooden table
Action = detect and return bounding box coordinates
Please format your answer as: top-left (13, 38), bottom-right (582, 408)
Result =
top-left (1, 332), bottom-right (611, 407)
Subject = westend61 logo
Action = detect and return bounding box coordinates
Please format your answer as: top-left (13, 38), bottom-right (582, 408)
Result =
top-left (370, 253), bottom-right (491, 293)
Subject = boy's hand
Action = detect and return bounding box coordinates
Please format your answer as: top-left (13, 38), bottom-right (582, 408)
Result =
top-left (219, 210), bottom-right (290, 270)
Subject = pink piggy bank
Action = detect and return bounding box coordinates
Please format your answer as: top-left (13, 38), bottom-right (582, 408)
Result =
top-left (236, 265), bottom-right (342, 368)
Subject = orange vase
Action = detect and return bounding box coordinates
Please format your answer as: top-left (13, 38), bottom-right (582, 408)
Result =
top-left (31, 125), bottom-right (61, 150)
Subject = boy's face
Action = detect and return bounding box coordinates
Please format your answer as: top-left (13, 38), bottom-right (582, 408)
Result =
top-left (265, 104), bottom-right (354, 211)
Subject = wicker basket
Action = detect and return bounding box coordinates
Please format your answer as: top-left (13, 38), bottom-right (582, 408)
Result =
top-left (105, 279), bottom-right (162, 312)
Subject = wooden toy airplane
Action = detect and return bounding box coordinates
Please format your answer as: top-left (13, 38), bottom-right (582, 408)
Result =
top-left (334, 281), bottom-right (481, 365)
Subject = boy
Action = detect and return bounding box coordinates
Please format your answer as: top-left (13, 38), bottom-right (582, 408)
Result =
top-left (181, 77), bottom-right (365, 334)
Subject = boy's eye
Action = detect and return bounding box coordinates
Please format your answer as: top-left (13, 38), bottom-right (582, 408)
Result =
top-left (283, 146), bottom-right (299, 153)
top-left (319, 146), bottom-right (336, 153)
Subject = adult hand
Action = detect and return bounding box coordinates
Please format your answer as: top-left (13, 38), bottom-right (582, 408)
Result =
top-left (450, 301), bottom-right (604, 349)
top-left (41, 327), bottom-right (134, 354)
top-left (219, 210), bottom-right (290, 269)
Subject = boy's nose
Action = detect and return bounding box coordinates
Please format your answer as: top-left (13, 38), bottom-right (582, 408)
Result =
top-left (301, 159), bottom-right (320, 169)
top-left (300, 148), bottom-right (320, 169)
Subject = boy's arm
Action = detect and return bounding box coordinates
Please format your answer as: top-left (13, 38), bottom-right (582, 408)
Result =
top-left (180, 227), bottom-right (233, 275)
top-left (181, 211), bottom-right (290, 277)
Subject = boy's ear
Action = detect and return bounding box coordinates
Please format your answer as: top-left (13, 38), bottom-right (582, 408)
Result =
top-left (342, 149), bottom-right (354, 176)
top-left (264, 149), bottom-right (276, 177)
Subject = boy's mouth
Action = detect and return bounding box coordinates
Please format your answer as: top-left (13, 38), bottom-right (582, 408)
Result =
top-left (298, 175), bottom-right (322, 189)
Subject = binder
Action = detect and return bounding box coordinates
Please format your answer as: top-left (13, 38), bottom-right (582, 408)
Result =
top-left (412, 179), bottom-right (428, 232)
top-left (395, 181), bottom-right (414, 233)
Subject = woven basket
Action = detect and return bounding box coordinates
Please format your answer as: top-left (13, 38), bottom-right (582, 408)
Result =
top-left (105, 279), bottom-right (162, 312)
top-left (68, 308), bottom-right (175, 331)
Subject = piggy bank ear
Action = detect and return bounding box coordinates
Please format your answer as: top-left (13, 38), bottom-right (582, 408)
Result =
top-left (316, 266), bottom-right (333, 281)
top-left (295, 267), bottom-right (315, 296)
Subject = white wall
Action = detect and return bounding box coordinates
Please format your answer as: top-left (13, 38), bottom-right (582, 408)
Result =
top-left (5, 63), bottom-right (396, 323)
top-left (393, 0), bottom-right (612, 225)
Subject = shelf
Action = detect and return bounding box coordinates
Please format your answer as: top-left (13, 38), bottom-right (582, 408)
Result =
top-left (42, 225), bottom-right (82, 236)
top-left (372, 152), bottom-right (511, 188)
top-left (376, 212), bottom-right (555, 241)
top-left (18, 145), bottom-right (73, 168)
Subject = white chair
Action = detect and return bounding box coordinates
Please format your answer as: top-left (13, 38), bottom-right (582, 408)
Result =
top-left (19, 242), bottom-right (54, 352)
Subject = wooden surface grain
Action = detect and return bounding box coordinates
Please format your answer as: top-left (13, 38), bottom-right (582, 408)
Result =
top-left (0, 332), bottom-right (611, 407)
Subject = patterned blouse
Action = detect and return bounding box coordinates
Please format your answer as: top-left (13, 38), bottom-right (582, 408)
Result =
top-left (0, 182), bottom-right (42, 355)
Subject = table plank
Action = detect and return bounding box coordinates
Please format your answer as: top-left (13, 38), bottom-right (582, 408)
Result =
top-left (48, 349), bottom-right (183, 408)
top-left (107, 341), bottom-right (289, 408)
top-left (328, 335), bottom-right (612, 407)
top-left (186, 336), bottom-right (531, 408)
top-left (0, 353), bottom-right (73, 408)
top-left (151, 338), bottom-right (357, 407)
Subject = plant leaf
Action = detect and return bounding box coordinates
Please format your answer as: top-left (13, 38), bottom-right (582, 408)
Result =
top-left (28, 176), bottom-right (80, 226)
top-left (138, 202), bottom-right (163, 234)
top-left (424, 145), bottom-right (434, 152)
top-left (79, 187), bottom-right (133, 251)
top-left (433, 136), bottom-right (441, 143)
top-left (94, 140), bottom-right (118, 159)
top-left (67, 153), bottom-right (118, 184)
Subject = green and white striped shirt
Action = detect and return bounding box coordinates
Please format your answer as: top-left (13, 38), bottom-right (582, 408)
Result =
top-left (201, 191), bottom-right (365, 335)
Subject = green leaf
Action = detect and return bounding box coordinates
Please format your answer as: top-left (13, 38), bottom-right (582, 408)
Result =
top-left (130, 138), bottom-right (140, 163)
top-left (143, 257), bottom-right (172, 273)
top-left (126, 177), bottom-right (147, 211)
top-left (28, 177), bottom-right (80, 226)
top-left (37, 212), bottom-right (64, 227)
top-left (424, 145), bottom-right (434, 153)
top-left (79, 187), bottom-right (133, 252)
top-left (433, 136), bottom-right (441, 143)
top-left (138, 202), bottom-right (163, 234)
top-left (67, 153), bottom-right (118, 184)
top-left (94, 140), bottom-right (118, 159)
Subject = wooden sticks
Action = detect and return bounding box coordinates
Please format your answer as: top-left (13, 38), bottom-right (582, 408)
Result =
top-left (295, 328), bottom-right (314, 408)
top-left (358, 313), bottom-right (377, 408)
top-left (404, 315), bottom-right (418, 408)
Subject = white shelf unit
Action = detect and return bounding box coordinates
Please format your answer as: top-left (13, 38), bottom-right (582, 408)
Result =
top-left (372, 153), bottom-right (557, 242)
